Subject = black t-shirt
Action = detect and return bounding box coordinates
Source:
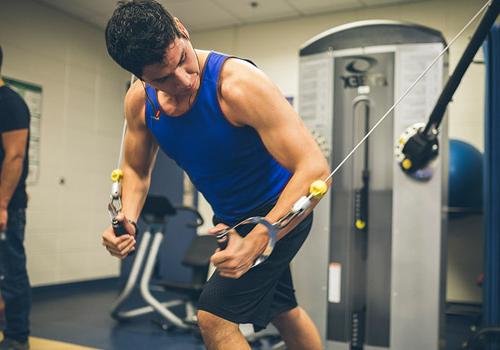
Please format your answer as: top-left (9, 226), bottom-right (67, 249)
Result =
top-left (0, 85), bottom-right (30, 209)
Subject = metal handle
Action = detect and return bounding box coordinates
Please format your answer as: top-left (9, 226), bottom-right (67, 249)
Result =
top-left (112, 218), bottom-right (127, 236)
top-left (110, 212), bottom-right (135, 256)
top-left (216, 216), bottom-right (279, 267)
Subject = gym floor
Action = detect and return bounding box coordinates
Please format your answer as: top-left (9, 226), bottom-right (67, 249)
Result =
top-left (20, 278), bottom-right (481, 350)
top-left (27, 279), bottom-right (282, 350)
top-left (29, 279), bottom-right (205, 350)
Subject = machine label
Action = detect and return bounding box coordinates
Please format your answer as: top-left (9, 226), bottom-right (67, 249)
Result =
top-left (328, 262), bottom-right (342, 303)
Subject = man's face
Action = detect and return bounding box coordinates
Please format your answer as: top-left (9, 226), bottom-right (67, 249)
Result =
top-left (141, 37), bottom-right (199, 97)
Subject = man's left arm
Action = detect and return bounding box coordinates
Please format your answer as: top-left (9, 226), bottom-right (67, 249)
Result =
top-left (212, 59), bottom-right (330, 277)
top-left (0, 129), bottom-right (29, 230)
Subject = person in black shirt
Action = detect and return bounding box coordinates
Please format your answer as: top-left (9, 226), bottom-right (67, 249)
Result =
top-left (0, 45), bottom-right (31, 350)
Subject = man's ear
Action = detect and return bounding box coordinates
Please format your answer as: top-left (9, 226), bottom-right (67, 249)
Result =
top-left (174, 17), bottom-right (190, 40)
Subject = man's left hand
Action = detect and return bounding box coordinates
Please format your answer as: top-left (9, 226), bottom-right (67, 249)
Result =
top-left (209, 226), bottom-right (266, 279)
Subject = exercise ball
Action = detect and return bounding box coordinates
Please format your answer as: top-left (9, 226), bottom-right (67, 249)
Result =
top-left (448, 139), bottom-right (483, 210)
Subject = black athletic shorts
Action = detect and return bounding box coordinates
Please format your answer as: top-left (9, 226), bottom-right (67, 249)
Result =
top-left (197, 201), bottom-right (314, 332)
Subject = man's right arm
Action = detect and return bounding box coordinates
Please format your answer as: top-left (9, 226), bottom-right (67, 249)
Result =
top-left (120, 82), bottom-right (159, 223)
top-left (102, 81), bottom-right (159, 259)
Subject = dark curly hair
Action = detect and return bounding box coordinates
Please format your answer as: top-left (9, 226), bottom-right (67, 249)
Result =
top-left (105, 0), bottom-right (181, 77)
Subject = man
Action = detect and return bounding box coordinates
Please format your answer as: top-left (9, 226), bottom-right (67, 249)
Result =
top-left (102, 1), bottom-right (329, 349)
top-left (0, 45), bottom-right (31, 350)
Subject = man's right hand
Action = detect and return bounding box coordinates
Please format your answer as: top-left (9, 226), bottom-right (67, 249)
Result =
top-left (102, 213), bottom-right (137, 259)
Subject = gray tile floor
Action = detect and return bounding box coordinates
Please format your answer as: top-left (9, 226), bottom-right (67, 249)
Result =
top-left (30, 280), bottom-right (281, 350)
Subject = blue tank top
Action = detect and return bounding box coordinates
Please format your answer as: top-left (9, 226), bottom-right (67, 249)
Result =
top-left (144, 51), bottom-right (291, 225)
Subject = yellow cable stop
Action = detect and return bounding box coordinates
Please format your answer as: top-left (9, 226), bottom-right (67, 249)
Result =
top-left (355, 219), bottom-right (366, 230)
top-left (309, 180), bottom-right (328, 199)
top-left (111, 169), bottom-right (124, 182)
top-left (402, 158), bottom-right (412, 170)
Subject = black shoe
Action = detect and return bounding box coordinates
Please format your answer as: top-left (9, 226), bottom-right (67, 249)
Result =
top-left (0, 338), bottom-right (30, 350)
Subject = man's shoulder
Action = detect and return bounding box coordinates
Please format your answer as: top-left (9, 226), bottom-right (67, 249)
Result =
top-left (0, 86), bottom-right (24, 105)
top-left (219, 57), bottom-right (272, 104)
top-left (219, 58), bottom-right (265, 98)
top-left (125, 80), bottom-right (146, 113)
top-left (124, 80), bottom-right (148, 127)
top-left (125, 80), bottom-right (146, 106)
top-left (0, 86), bottom-right (30, 121)
top-left (220, 57), bottom-right (258, 83)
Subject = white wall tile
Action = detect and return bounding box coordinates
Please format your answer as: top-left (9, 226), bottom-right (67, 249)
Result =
top-left (27, 253), bottom-right (59, 286)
